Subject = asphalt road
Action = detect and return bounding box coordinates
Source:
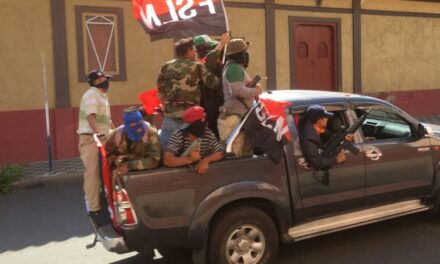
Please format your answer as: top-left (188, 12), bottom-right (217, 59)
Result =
top-left (1, 184), bottom-right (440, 264)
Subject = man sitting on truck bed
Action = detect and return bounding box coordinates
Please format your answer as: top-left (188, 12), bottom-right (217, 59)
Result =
top-left (106, 107), bottom-right (161, 177)
top-left (163, 106), bottom-right (224, 174)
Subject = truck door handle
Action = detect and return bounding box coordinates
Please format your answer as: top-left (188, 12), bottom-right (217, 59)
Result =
top-left (365, 150), bottom-right (382, 161)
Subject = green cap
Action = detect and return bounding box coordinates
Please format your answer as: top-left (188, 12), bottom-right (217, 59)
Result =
top-left (194, 35), bottom-right (218, 47)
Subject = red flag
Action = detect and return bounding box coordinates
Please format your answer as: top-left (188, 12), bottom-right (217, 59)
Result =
top-left (259, 98), bottom-right (292, 141)
top-left (98, 145), bottom-right (120, 231)
top-left (138, 88), bottom-right (161, 115)
top-left (132, 0), bottom-right (227, 41)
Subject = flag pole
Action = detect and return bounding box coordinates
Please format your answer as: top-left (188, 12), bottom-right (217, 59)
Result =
top-left (221, 0), bottom-right (230, 64)
top-left (42, 54), bottom-right (53, 175)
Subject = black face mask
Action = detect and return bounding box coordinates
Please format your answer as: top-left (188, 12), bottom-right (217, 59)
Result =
top-left (243, 52), bottom-right (250, 68)
top-left (184, 120), bottom-right (206, 138)
top-left (95, 80), bottom-right (109, 90)
top-left (196, 45), bottom-right (211, 60)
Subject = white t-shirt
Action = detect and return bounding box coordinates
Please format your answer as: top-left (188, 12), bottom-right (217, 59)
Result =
top-left (77, 87), bottom-right (111, 134)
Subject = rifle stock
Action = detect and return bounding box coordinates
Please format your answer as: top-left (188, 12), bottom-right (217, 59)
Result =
top-left (180, 139), bottom-right (200, 157)
top-left (247, 75), bottom-right (261, 88)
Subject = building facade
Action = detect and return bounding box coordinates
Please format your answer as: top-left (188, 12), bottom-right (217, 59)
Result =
top-left (1, 0), bottom-right (440, 165)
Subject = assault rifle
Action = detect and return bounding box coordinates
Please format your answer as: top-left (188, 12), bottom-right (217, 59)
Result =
top-left (180, 139), bottom-right (201, 157)
top-left (237, 75), bottom-right (262, 110)
top-left (321, 109), bottom-right (370, 159)
top-left (246, 75), bottom-right (261, 88)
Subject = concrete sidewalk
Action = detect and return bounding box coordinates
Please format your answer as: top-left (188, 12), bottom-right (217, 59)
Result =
top-left (15, 157), bottom-right (84, 190)
top-left (12, 115), bottom-right (440, 191)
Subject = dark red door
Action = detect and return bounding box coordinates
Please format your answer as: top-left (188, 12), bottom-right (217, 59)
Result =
top-left (293, 22), bottom-right (337, 91)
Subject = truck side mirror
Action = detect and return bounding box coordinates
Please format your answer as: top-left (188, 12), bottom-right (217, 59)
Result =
top-left (418, 123), bottom-right (431, 137)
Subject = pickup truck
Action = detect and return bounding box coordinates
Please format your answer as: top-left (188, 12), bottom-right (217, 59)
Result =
top-left (89, 90), bottom-right (440, 264)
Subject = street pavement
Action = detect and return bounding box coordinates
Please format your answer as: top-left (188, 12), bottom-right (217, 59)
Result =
top-left (2, 184), bottom-right (440, 264)
top-left (0, 184), bottom-right (191, 264)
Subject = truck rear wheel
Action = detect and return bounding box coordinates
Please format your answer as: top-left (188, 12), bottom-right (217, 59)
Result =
top-left (208, 206), bottom-right (279, 264)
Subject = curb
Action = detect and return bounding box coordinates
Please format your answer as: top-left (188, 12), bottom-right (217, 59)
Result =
top-left (14, 171), bottom-right (83, 191)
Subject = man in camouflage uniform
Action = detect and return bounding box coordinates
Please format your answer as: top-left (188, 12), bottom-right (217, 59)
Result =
top-left (157, 37), bottom-right (219, 149)
top-left (106, 107), bottom-right (161, 177)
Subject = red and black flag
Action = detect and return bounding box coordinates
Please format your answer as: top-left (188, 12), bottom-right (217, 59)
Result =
top-left (132, 0), bottom-right (227, 41)
top-left (242, 99), bottom-right (292, 163)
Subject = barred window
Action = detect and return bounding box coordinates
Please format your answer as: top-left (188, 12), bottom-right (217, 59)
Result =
top-left (75, 6), bottom-right (126, 82)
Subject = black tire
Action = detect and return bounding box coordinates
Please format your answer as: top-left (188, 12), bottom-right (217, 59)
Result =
top-left (208, 206), bottom-right (279, 264)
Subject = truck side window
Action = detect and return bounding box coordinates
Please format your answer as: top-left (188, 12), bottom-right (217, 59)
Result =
top-left (355, 108), bottom-right (412, 141)
top-left (287, 113), bottom-right (303, 156)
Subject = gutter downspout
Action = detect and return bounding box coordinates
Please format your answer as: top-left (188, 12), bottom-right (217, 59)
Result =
top-left (353, 0), bottom-right (362, 94)
top-left (265, 0), bottom-right (276, 91)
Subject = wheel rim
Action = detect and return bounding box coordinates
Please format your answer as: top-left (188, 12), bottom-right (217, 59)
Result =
top-left (225, 224), bottom-right (266, 264)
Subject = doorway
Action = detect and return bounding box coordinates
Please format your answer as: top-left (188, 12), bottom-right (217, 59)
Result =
top-left (289, 17), bottom-right (341, 91)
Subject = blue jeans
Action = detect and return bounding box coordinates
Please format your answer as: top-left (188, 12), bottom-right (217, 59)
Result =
top-left (159, 116), bottom-right (184, 150)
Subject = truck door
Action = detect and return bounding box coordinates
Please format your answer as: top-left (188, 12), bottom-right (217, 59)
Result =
top-left (354, 104), bottom-right (434, 206)
top-left (290, 105), bottom-right (366, 220)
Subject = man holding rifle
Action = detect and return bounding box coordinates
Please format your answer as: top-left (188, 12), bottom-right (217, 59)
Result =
top-left (217, 38), bottom-right (263, 156)
top-left (299, 105), bottom-right (355, 171)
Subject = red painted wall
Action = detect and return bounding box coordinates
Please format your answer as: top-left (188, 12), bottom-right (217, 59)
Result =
top-left (366, 89), bottom-right (440, 117)
top-left (0, 105), bottom-right (132, 166)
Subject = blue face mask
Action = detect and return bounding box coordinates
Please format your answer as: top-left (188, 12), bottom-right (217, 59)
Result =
top-left (123, 111), bottom-right (146, 142)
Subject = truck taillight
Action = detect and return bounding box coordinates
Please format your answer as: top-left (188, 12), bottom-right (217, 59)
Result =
top-left (114, 185), bottom-right (138, 229)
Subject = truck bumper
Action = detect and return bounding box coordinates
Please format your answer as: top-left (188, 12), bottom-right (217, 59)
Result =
top-left (95, 224), bottom-right (129, 254)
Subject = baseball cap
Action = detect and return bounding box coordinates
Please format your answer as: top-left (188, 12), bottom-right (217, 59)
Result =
top-left (194, 35), bottom-right (219, 48)
top-left (87, 69), bottom-right (112, 84)
top-left (306, 105), bottom-right (334, 123)
top-left (180, 106), bottom-right (206, 129)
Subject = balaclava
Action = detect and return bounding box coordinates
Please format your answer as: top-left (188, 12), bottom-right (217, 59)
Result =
top-left (123, 110), bottom-right (146, 142)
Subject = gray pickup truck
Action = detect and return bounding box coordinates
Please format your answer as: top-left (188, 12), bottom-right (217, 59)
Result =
top-left (90, 90), bottom-right (440, 264)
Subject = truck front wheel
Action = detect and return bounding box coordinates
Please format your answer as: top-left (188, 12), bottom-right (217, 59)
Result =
top-left (208, 206), bottom-right (279, 264)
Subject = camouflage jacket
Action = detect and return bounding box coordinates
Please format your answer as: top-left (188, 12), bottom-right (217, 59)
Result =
top-left (204, 49), bottom-right (223, 77)
top-left (106, 122), bottom-right (161, 170)
top-left (157, 58), bottom-right (219, 118)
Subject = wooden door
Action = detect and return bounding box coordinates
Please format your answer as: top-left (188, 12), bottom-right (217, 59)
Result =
top-left (293, 22), bottom-right (337, 91)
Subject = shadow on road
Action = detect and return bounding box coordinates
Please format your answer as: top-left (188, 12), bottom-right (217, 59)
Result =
top-left (110, 249), bottom-right (192, 264)
top-left (0, 185), bottom-right (94, 253)
top-left (277, 212), bottom-right (440, 264)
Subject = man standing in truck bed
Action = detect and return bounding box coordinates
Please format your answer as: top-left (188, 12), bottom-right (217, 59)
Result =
top-left (157, 38), bottom-right (219, 150)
